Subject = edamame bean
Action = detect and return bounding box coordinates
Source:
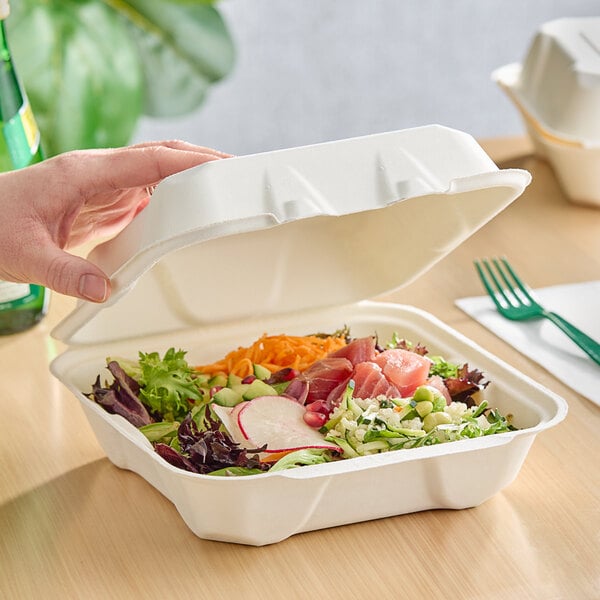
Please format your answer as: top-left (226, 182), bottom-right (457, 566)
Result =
top-left (413, 386), bottom-right (435, 403)
top-left (416, 400), bottom-right (433, 418)
top-left (423, 411), bottom-right (453, 432)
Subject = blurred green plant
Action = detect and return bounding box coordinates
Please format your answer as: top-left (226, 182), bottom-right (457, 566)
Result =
top-left (6, 0), bottom-right (234, 156)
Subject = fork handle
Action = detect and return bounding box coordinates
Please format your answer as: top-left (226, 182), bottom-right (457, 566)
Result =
top-left (544, 311), bottom-right (600, 366)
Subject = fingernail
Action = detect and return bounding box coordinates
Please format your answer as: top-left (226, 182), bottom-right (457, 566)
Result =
top-left (79, 274), bottom-right (108, 302)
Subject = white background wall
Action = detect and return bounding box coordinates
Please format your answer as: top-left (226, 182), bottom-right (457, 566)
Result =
top-left (134, 0), bottom-right (599, 156)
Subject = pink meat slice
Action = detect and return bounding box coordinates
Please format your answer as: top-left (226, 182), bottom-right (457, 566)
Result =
top-left (328, 336), bottom-right (377, 366)
top-left (371, 373), bottom-right (400, 398)
top-left (300, 357), bottom-right (354, 404)
top-left (352, 361), bottom-right (400, 400)
top-left (325, 375), bottom-right (353, 409)
top-left (373, 348), bottom-right (432, 397)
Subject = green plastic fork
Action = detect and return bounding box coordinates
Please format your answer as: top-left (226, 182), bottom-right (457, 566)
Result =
top-left (474, 257), bottom-right (600, 366)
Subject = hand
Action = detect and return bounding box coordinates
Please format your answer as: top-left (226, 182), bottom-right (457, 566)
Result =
top-left (0, 140), bottom-right (229, 302)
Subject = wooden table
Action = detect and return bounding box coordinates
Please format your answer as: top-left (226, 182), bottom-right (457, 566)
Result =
top-left (1, 138), bottom-right (599, 599)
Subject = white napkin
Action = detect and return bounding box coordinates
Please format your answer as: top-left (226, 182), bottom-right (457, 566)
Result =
top-left (456, 281), bottom-right (600, 407)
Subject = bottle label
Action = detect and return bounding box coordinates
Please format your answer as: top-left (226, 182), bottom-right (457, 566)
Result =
top-left (19, 101), bottom-right (39, 150)
top-left (0, 99), bottom-right (41, 170)
top-left (0, 282), bottom-right (35, 309)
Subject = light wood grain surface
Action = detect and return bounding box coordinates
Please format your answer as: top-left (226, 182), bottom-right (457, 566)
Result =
top-left (1, 137), bottom-right (599, 600)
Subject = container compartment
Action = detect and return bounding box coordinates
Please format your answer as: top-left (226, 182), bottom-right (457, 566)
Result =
top-left (51, 302), bottom-right (566, 546)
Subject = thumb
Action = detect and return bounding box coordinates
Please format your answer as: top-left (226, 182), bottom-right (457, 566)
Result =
top-left (34, 246), bottom-right (111, 302)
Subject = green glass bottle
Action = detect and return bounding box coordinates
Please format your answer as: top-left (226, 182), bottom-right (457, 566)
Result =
top-left (0, 2), bottom-right (49, 335)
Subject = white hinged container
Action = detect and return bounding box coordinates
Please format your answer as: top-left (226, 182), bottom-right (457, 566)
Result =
top-left (50, 126), bottom-right (567, 545)
top-left (493, 17), bottom-right (600, 206)
top-left (494, 17), bottom-right (600, 146)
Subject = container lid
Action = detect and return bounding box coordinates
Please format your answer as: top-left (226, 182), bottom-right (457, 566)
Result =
top-left (52, 125), bottom-right (531, 346)
top-left (494, 17), bottom-right (600, 146)
top-left (537, 17), bottom-right (600, 82)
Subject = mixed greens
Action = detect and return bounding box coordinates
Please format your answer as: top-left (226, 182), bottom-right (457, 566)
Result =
top-left (87, 331), bottom-right (516, 476)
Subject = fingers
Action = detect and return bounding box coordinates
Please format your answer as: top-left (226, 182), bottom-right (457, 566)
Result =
top-left (129, 139), bottom-right (232, 159)
top-left (0, 225), bottom-right (112, 302)
top-left (115, 141), bottom-right (232, 182)
top-left (50, 140), bottom-right (232, 198)
top-left (64, 189), bottom-right (150, 248)
top-left (25, 244), bottom-right (111, 302)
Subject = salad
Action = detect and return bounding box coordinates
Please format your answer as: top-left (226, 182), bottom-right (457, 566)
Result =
top-left (87, 329), bottom-right (516, 476)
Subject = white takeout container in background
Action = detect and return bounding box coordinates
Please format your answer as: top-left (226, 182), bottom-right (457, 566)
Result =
top-left (520, 118), bottom-right (600, 208)
top-left (493, 17), bottom-right (600, 207)
top-left (50, 126), bottom-right (567, 546)
top-left (495, 17), bottom-right (600, 145)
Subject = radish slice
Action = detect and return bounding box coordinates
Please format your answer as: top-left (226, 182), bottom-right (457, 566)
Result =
top-left (210, 403), bottom-right (254, 449)
top-left (236, 395), bottom-right (340, 453)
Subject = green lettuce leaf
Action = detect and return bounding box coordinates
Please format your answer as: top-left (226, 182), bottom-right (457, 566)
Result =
top-left (268, 448), bottom-right (332, 472)
top-left (138, 347), bottom-right (203, 421)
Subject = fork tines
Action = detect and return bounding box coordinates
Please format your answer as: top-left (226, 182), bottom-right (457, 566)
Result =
top-left (474, 257), bottom-right (534, 309)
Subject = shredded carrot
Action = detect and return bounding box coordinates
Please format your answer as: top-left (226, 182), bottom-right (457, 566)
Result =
top-left (259, 450), bottom-right (294, 463)
top-left (195, 333), bottom-right (347, 378)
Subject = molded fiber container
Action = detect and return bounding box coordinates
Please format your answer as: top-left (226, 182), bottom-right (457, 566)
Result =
top-left (495, 17), bottom-right (600, 145)
top-left (50, 126), bottom-right (567, 545)
top-left (520, 118), bottom-right (600, 208)
top-left (493, 17), bottom-right (600, 206)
